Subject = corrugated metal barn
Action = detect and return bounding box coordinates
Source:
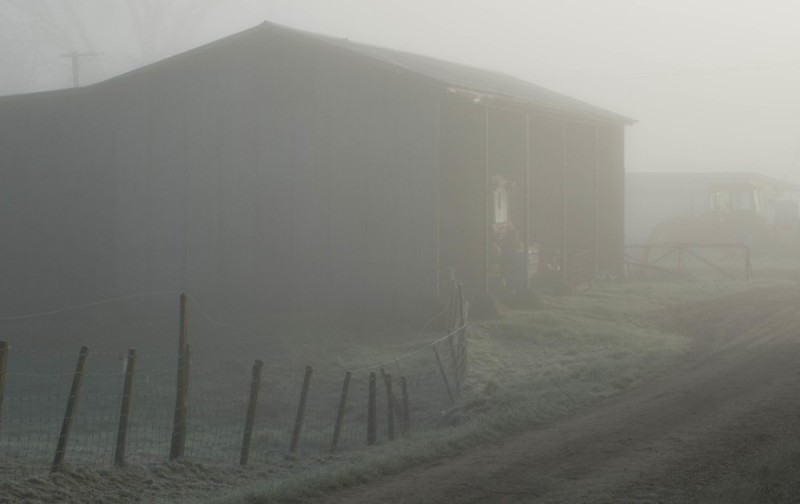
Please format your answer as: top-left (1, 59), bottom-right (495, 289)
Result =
top-left (0, 22), bottom-right (633, 317)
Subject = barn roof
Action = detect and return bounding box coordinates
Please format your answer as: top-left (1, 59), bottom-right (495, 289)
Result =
top-left (0, 21), bottom-right (635, 124)
top-left (266, 22), bottom-right (635, 124)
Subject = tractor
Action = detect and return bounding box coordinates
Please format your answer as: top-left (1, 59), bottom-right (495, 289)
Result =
top-left (647, 177), bottom-right (800, 254)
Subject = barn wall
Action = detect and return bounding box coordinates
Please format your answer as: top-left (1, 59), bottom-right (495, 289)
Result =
top-left (0, 28), bottom-right (442, 317)
top-left (247, 30), bottom-right (442, 313)
top-left (0, 91), bottom-right (117, 315)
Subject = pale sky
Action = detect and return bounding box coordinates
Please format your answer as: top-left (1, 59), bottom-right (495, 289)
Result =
top-left (3, 0), bottom-right (800, 182)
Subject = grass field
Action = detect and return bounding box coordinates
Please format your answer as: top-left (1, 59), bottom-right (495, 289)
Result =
top-left (1, 276), bottom-right (793, 503)
top-left (690, 441), bottom-right (800, 503)
top-left (189, 277), bottom-right (790, 504)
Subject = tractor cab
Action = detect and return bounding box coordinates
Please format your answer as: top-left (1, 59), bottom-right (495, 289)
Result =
top-left (707, 182), bottom-right (761, 216)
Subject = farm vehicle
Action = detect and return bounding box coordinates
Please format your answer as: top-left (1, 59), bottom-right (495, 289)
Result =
top-left (647, 178), bottom-right (800, 254)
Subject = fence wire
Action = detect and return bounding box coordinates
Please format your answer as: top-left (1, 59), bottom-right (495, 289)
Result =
top-left (0, 289), bottom-right (468, 472)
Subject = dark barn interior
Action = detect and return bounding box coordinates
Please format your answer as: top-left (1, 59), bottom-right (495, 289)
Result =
top-left (0, 22), bottom-right (632, 319)
top-left (440, 93), bottom-right (629, 300)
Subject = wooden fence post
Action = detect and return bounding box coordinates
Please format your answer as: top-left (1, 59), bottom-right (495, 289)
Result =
top-left (114, 348), bottom-right (137, 467)
top-left (380, 367), bottom-right (403, 428)
top-left (400, 376), bottom-right (410, 436)
top-left (367, 372), bottom-right (377, 446)
top-left (330, 371), bottom-right (351, 453)
top-left (448, 333), bottom-right (461, 396)
top-left (240, 360), bottom-right (263, 466)
top-left (448, 280), bottom-right (458, 329)
top-left (52, 345), bottom-right (89, 472)
top-left (456, 283), bottom-right (464, 328)
top-left (459, 291), bottom-right (469, 383)
top-left (289, 365), bottom-right (312, 454)
top-left (433, 344), bottom-right (455, 404)
top-left (384, 373), bottom-right (395, 441)
top-left (170, 293), bottom-right (189, 460)
top-left (0, 341), bottom-right (8, 438)
top-left (451, 283), bottom-right (466, 393)
top-left (457, 329), bottom-right (467, 387)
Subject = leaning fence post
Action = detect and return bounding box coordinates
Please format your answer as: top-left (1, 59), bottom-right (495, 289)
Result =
top-left (289, 365), bottom-right (313, 454)
top-left (448, 332), bottom-right (461, 396)
top-left (400, 376), bottom-right (410, 436)
top-left (240, 360), bottom-right (264, 466)
top-left (433, 344), bottom-right (455, 404)
top-left (330, 371), bottom-right (351, 453)
top-left (457, 329), bottom-right (467, 386)
top-left (455, 283), bottom-right (464, 328)
top-left (460, 296), bottom-right (469, 381)
top-left (380, 367), bottom-right (403, 430)
top-left (170, 293), bottom-right (190, 460)
top-left (52, 345), bottom-right (89, 472)
top-left (452, 284), bottom-right (467, 393)
top-left (114, 348), bottom-right (137, 467)
top-left (367, 372), bottom-right (377, 446)
top-left (0, 341), bottom-right (8, 438)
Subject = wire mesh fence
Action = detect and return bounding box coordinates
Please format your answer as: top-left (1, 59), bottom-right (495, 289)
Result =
top-left (0, 286), bottom-right (469, 473)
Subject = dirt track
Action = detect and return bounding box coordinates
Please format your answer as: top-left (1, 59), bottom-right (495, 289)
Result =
top-left (307, 285), bottom-right (800, 503)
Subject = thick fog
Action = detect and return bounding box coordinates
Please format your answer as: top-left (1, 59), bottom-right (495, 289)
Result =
top-left (2, 0), bottom-right (799, 182)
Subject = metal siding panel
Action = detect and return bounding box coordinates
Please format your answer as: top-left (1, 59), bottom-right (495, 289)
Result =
top-left (596, 125), bottom-right (625, 276)
top-left (439, 95), bottom-right (489, 301)
top-left (528, 115), bottom-right (566, 281)
top-left (564, 121), bottom-right (597, 286)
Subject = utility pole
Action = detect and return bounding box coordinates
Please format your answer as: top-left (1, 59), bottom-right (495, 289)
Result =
top-left (59, 51), bottom-right (99, 87)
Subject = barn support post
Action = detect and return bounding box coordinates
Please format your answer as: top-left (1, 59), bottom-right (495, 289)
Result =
top-left (52, 345), bottom-right (89, 472)
top-left (484, 105), bottom-right (491, 296)
top-left (435, 98), bottom-right (442, 299)
top-left (525, 114), bottom-right (532, 288)
top-left (240, 359), bottom-right (263, 466)
top-left (560, 119), bottom-right (568, 285)
top-left (114, 348), bottom-right (137, 467)
top-left (593, 124), bottom-right (599, 278)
